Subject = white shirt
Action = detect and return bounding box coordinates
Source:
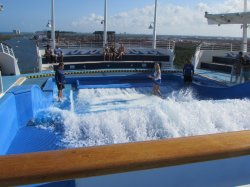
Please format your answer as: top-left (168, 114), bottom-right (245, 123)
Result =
top-left (154, 70), bottom-right (161, 81)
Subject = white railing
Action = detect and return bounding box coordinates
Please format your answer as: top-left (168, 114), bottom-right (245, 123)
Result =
top-left (56, 40), bottom-right (175, 50)
top-left (35, 45), bottom-right (42, 72)
top-left (0, 71), bottom-right (3, 94)
top-left (0, 43), bottom-right (15, 58)
top-left (200, 42), bottom-right (250, 52)
top-left (0, 42), bottom-right (20, 75)
top-left (192, 44), bottom-right (204, 69)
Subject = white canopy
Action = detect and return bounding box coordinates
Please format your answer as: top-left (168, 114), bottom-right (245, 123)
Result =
top-left (205, 11), bottom-right (250, 25)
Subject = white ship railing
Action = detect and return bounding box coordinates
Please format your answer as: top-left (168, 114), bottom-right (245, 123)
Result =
top-left (0, 71), bottom-right (3, 94)
top-left (57, 40), bottom-right (175, 50)
top-left (193, 44), bottom-right (203, 69)
top-left (200, 42), bottom-right (250, 52)
top-left (0, 43), bottom-right (15, 58)
top-left (0, 42), bottom-right (20, 75)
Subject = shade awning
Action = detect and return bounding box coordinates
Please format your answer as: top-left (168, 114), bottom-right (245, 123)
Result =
top-left (205, 11), bottom-right (250, 25)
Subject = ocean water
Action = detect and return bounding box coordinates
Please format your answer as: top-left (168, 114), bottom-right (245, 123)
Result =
top-left (34, 87), bottom-right (250, 148)
top-left (5, 37), bottom-right (38, 73)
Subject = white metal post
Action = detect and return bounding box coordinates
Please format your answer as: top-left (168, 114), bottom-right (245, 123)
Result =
top-left (0, 43), bottom-right (3, 53)
top-left (0, 70), bottom-right (3, 94)
top-left (152, 0), bottom-right (157, 49)
top-left (242, 0), bottom-right (248, 52)
top-left (51, 0), bottom-right (56, 50)
top-left (244, 0), bottom-right (247, 13)
top-left (103, 0), bottom-right (107, 47)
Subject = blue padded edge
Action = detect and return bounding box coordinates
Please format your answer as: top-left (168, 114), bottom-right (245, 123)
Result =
top-left (0, 85), bottom-right (53, 155)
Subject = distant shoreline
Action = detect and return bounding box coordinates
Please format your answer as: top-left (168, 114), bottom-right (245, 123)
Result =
top-left (0, 32), bottom-right (243, 41)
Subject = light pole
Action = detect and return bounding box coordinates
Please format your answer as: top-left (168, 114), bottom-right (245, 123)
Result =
top-left (103, 0), bottom-right (107, 47)
top-left (51, 0), bottom-right (56, 50)
top-left (46, 20), bottom-right (52, 43)
top-left (242, 0), bottom-right (248, 52)
top-left (152, 0), bottom-right (157, 49)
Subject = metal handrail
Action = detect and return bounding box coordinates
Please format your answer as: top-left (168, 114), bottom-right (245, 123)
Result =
top-left (0, 71), bottom-right (3, 93)
top-left (0, 42), bottom-right (15, 58)
top-left (1, 130), bottom-right (250, 186)
top-left (56, 40), bottom-right (175, 50)
top-left (200, 42), bottom-right (250, 52)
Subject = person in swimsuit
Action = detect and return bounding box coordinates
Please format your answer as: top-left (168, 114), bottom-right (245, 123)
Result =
top-left (109, 45), bottom-right (116, 61)
top-left (103, 44), bottom-right (110, 61)
top-left (117, 43), bottom-right (125, 60)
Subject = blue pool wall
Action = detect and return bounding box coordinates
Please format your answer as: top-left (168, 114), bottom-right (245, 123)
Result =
top-left (0, 80), bottom-right (54, 155)
top-left (193, 81), bottom-right (250, 99)
top-left (174, 75), bottom-right (250, 99)
top-left (0, 93), bottom-right (19, 155)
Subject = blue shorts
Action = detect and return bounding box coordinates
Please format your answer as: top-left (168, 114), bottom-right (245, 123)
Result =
top-left (153, 79), bottom-right (161, 85)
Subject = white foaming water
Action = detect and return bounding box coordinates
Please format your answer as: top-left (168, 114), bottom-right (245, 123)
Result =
top-left (38, 87), bottom-right (250, 148)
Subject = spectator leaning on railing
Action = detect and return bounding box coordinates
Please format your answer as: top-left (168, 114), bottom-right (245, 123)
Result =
top-left (232, 52), bottom-right (244, 83)
top-left (44, 45), bottom-right (53, 64)
top-left (54, 46), bottom-right (64, 63)
top-left (239, 52), bottom-right (250, 83)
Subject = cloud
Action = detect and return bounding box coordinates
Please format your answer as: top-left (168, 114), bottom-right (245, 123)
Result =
top-left (71, 13), bottom-right (104, 32)
top-left (72, 13), bottom-right (103, 27)
top-left (196, 3), bottom-right (210, 12)
top-left (216, 0), bottom-right (246, 13)
top-left (71, 0), bottom-right (247, 37)
top-left (114, 12), bottom-right (128, 19)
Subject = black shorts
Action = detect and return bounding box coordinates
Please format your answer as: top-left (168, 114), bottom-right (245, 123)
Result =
top-left (184, 75), bottom-right (193, 83)
top-left (57, 83), bottom-right (65, 90)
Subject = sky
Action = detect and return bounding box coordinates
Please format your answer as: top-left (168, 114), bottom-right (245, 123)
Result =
top-left (0, 0), bottom-right (249, 37)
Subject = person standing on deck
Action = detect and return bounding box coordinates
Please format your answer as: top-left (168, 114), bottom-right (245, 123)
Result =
top-left (237, 52), bottom-right (248, 83)
top-left (183, 58), bottom-right (194, 83)
top-left (148, 63), bottom-right (162, 97)
top-left (55, 62), bottom-right (65, 101)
